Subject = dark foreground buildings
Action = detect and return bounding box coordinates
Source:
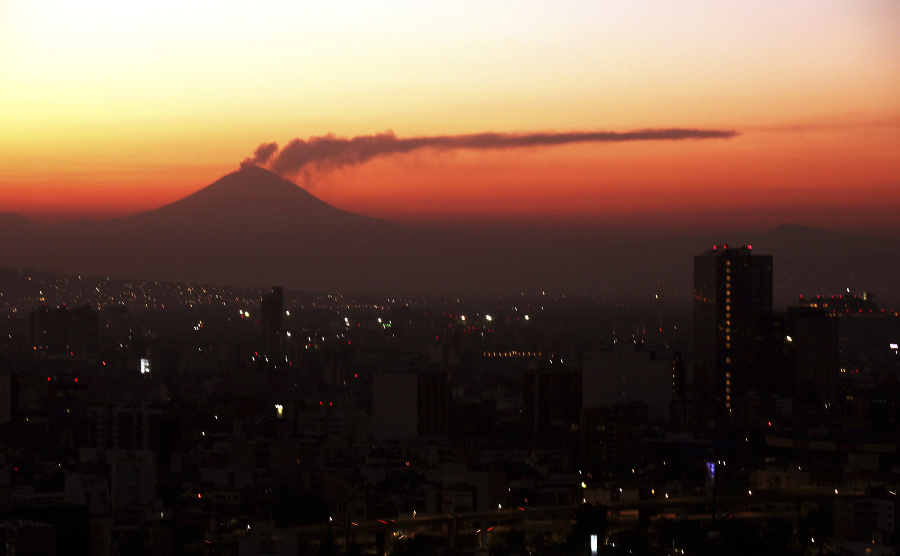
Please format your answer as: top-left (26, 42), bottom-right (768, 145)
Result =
top-left (260, 286), bottom-right (284, 360)
top-left (2, 261), bottom-right (900, 554)
top-left (30, 304), bottom-right (98, 359)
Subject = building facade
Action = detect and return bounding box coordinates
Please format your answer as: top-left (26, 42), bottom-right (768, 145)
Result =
top-left (694, 245), bottom-right (772, 427)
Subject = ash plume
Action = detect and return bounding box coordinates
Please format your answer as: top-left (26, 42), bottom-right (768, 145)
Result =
top-left (242, 128), bottom-right (738, 176)
top-left (240, 142), bottom-right (279, 169)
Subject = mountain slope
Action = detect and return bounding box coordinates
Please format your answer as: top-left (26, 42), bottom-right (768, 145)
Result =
top-left (0, 167), bottom-right (430, 292)
top-left (116, 165), bottom-right (371, 229)
top-left (82, 167), bottom-right (437, 292)
top-left (0, 169), bottom-right (898, 303)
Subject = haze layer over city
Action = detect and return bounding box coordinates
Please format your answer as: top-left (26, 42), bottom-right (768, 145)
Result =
top-left (1, 1), bottom-right (900, 555)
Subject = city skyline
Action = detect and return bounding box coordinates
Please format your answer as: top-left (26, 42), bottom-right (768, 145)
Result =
top-left (2, 1), bottom-right (899, 233)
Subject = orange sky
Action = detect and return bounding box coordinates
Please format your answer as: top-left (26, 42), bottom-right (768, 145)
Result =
top-left (2, 1), bottom-right (899, 231)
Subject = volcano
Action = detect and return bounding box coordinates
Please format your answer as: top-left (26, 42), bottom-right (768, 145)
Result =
top-left (1, 166), bottom-right (446, 294)
top-left (120, 165), bottom-right (370, 228)
top-left (2, 167), bottom-right (899, 303)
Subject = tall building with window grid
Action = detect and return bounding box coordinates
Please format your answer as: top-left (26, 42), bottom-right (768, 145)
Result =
top-left (693, 245), bottom-right (772, 427)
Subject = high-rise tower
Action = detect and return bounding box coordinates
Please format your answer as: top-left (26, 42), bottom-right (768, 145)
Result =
top-left (694, 245), bottom-right (772, 427)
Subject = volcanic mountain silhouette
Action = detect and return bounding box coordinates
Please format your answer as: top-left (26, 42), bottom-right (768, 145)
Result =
top-left (2, 167), bottom-right (899, 302)
top-left (1, 166), bottom-right (451, 293)
top-left (129, 166), bottom-right (462, 293)
top-left (124, 165), bottom-right (365, 227)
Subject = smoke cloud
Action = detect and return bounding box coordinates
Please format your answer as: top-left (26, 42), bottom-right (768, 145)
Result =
top-left (242, 128), bottom-right (737, 176)
top-left (240, 142), bottom-right (279, 169)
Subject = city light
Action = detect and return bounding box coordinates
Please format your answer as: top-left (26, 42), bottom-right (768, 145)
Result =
top-left (6, 246), bottom-right (898, 551)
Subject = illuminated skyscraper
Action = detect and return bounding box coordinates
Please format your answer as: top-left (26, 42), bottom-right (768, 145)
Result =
top-left (694, 245), bottom-right (772, 427)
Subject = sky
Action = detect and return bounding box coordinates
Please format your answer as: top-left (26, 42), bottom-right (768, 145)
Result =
top-left (2, 0), bottom-right (899, 232)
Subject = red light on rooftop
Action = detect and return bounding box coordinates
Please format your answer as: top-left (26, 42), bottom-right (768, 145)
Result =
top-left (747, 245), bottom-right (752, 249)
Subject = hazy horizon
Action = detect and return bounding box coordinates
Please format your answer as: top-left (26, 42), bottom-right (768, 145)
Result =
top-left (2, 1), bottom-right (898, 236)
top-left (9, 165), bottom-right (900, 240)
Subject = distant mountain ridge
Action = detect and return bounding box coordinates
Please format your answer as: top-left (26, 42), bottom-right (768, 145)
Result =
top-left (1, 167), bottom-right (898, 306)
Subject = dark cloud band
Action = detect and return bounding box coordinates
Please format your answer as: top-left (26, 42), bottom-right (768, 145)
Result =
top-left (242, 128), bottom-right (738, 175)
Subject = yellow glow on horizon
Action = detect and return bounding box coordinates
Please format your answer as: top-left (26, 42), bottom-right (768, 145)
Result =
top-left (1, 0), bottom-right (899, 228)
